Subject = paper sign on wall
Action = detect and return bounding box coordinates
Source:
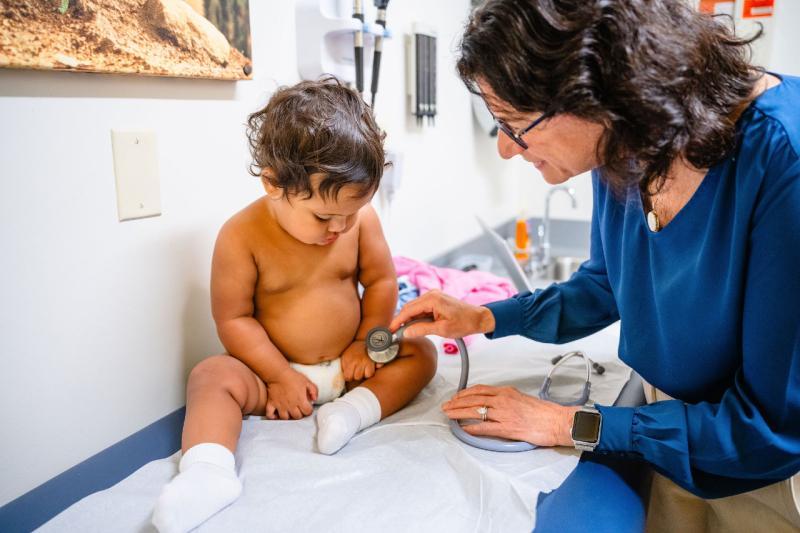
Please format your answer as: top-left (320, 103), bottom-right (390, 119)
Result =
top-left (698, 0), bottom-right (735, 16)
top-left (742, 0), bottom-right (775, 18)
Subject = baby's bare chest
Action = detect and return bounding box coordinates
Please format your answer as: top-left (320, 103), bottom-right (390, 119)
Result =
top-left (253, 234), bottom-right (360, 295)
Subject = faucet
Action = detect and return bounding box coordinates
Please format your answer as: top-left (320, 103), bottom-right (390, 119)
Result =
top-left (531, 186), bottom-right (578, 277)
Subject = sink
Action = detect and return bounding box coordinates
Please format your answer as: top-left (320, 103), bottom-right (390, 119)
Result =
top-left (542, 255), bottom-right (587, 282)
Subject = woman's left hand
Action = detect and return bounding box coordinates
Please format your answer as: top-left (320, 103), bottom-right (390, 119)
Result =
top-left (442, 385), bottom-right (580, 447)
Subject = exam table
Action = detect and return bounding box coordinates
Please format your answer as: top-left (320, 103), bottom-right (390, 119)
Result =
top-left (2, 326), bottom-right (645, 532)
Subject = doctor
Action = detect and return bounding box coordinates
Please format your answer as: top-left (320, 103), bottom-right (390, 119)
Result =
top-left (390, 0), bottom-right (800, 530)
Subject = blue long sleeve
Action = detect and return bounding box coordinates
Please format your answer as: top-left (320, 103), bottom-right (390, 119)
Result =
top-left (486, 75), bottom-right (800, 498)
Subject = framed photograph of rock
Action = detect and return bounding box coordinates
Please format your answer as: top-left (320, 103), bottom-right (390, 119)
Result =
top-left (0, 0), bottom-right (253, 80)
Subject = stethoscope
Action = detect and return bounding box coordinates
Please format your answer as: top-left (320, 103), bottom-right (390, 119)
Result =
top-left (540, 351), bottom-right (605, 406)
top-left (366, 319), bottom-right (605, 452)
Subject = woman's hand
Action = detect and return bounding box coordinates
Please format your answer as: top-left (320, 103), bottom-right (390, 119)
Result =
top-left (442, 384), bottom-right (579, 447)
top-left (389, 290), bottom-right (496, 339)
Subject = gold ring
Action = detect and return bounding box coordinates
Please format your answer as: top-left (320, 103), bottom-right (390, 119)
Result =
top-left (476, 405), bottom-right (488, 422)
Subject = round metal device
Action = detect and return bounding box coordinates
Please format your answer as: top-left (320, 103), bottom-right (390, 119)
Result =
top-left (366, 326), bottom-right (400, 363)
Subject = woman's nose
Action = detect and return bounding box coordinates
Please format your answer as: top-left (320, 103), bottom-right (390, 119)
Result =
top-left (497, 131), bottom-right (524, 160)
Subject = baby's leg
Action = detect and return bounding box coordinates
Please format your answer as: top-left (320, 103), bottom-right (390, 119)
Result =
top-left (153, 355), bottom-right (268, 533)
top-left (182, 354), bottom-right (268, 452)
top-left (317, 338), bottom-right (437, 454)
top-left (360, 336), bottom-right (437, 416)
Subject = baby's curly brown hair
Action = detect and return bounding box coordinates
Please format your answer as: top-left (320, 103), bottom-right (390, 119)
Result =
top-left (247, 76), bottom-right (387, 200)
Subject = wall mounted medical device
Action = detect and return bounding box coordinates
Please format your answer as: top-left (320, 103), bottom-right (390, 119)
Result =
top-left (296, 0), bottom-right (392, 92)
top-left (369, 0), bottom-right (390, 108)
top-left (405, 23), bottom-right (437, 126)
top-left (352, 0), bottom-right (365, 93)
top-left (366, 319), bottom-right (603, 452)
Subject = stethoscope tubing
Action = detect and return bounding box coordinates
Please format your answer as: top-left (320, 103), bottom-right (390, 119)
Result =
top-left (370, 319), bottom-right (598, 452)
top-left (389, 318), bottom-right (536, 452)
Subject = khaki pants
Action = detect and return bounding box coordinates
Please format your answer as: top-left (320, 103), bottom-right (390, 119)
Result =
top-left (642, 382), bottom-right (800, 532)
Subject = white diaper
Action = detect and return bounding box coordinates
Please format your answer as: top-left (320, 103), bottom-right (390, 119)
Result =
top-left (289, 358), bottom-right (346, 405)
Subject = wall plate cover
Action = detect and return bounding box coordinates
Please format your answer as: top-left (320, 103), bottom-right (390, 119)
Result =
top-left (111, 130), bottom-right (161, 222)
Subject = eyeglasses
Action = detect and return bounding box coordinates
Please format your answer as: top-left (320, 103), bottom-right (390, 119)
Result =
top-left (494, 112), bottom-right (551, 150)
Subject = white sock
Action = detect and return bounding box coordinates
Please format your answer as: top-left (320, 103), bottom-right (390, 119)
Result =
top-left (316, 386), bottom-right (382, 455)
top-left (152, 443), bottom-right (242, 533)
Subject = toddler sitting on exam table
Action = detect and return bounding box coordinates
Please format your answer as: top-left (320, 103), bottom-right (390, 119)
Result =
top-left (151, 77), bottom-right (437, 533)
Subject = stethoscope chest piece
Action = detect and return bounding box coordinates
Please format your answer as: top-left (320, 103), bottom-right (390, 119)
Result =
top-left (366, 326), bottom-right (400, 363)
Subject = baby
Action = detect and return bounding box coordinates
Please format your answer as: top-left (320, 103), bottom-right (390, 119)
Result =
top-left (151, 77), bottom-right (437, 533)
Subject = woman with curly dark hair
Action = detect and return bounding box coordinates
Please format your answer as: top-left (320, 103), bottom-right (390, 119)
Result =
top-left (392, 0), bottom-right (800, 529)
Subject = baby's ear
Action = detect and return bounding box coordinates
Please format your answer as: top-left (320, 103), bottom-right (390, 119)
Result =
top-left (260, 167), bottom-right (275, 183)
top-left (260, 169), bottom-right (282, 199)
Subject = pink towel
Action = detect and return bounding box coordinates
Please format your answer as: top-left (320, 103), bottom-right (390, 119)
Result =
top-left (393, 256), bottom-right (518, 354)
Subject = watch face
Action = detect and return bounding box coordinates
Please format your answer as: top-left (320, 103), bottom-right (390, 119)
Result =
top-left (572, 411), bottom-right (601, 443)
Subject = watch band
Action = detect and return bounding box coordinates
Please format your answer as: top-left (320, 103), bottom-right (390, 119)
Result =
top-left (571, 406), bottom-right (602, 452)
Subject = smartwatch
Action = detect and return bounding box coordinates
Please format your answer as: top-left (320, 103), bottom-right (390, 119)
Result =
top-left (571, 406), bottom-right (602, 452)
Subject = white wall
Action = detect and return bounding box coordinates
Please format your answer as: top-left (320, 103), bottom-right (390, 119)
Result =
top-left (0, 77), bottom-right (261, 502)
top-left (0, 0), bottom-right (525, 505)
top-left (768, 0), bottom-right (800, 75)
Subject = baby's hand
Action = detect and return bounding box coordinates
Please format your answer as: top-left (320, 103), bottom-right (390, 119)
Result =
top-left (265, 367), bottom-right (318, 420)
top-left (341, 340), bottom-right (378, 382)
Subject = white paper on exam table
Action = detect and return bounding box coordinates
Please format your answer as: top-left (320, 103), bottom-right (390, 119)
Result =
top-left (38, 324), bottom-right (629, 533)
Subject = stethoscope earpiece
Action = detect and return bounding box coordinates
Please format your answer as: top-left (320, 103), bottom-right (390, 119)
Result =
top-left (551, 353), bottom-right (605, 375)
top-left (539, 351), bottom-right (603, 406)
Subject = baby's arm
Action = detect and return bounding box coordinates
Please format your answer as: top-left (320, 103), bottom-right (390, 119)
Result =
top-left (356, 205), bottom-right (398, 333)
top-left (341, 205), bottom-right (399, 380)
top-left (211, 221), bottom-right (317, 419)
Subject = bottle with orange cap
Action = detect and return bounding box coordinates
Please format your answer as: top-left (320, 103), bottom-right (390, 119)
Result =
top-left (513, 215), bottom-right (531, 267)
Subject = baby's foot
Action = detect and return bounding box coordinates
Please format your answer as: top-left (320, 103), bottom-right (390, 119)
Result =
top-left (152, 443), bottom-right (242, 533)
top-left (316, 387), bottom-right (381, 455)
top-left (316, 400), bottom-right (362, 454)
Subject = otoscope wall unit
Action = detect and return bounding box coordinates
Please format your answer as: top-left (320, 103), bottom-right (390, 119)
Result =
top-left (296, 0), bottom-right (393, 104)
top-left (405, 23), bottom-right (437, 126)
